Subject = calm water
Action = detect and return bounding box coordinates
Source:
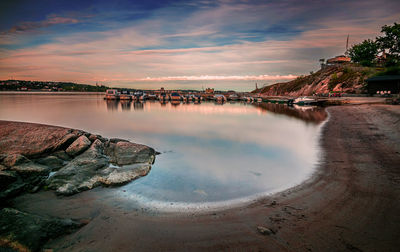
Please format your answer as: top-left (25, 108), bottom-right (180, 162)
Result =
top-left (0, 94), bottom-right (326, 210)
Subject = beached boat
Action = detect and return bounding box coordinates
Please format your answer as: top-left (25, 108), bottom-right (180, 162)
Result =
top-left (104, 89), bottom-right (120, 100)
top-left (293, 96), bottom-right (317, 105)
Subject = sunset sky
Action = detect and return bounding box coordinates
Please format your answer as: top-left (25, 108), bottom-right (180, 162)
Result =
top-left (0, 0), bottom-right (399, 91)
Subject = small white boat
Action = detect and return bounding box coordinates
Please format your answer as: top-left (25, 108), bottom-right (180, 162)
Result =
top-left (293, 96), bottom-right (317, 105)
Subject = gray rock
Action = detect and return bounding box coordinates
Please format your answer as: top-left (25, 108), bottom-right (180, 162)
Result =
top-left (2, 154), bottom-right (30, 168)
top-left (65, 135), bottom-right (91, 157)
top-left (257, 226), bottom-right (274, 235)
top-left (105, 140), bottom-right (156, 166)
top-left (88, 134), bottom-right (98, 142)
top-left (0, 208), bottom-right (85, 252)
top-left (11, 162), bottom-right (50, 176)
top-left (48, 140), bottom-right (152, 195)
top-left (36, 155), bottom-right (65, 170)
top-left (52, 133), bottom-right (78, 151)
top-left (99, 164), bottom-right (151, 185)
top-left (52, 150), bottom-right (71, 161)
top-left (48, 139), bottom-right (109, 195)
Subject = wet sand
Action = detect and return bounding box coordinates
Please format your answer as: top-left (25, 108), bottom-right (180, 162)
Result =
top-left (12, 104), bottom-right (400, 251)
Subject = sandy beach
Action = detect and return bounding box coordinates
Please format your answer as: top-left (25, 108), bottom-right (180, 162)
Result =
top-left (4, 104), bottom-right (398, 251)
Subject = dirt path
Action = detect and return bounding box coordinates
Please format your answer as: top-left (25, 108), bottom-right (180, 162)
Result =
top-left (13, 104), bottom-right (400, 251)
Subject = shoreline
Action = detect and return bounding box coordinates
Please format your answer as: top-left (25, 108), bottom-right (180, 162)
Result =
top-left (4, 104), bottom-right (400, 251)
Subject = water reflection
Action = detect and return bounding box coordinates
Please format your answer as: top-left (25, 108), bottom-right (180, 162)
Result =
top-left (0, 95), bottom-right (325, 209)
top-left (120, 101), bottom-right (131, 111)
top-left (253, 103), bottom-right (327, 124)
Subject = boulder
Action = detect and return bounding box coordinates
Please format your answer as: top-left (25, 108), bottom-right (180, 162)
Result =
top-left (11, 162), bottom-right (50, 176)
top-left (48, 140), bottom-right (153, 195)
top-left (52, 133), bottom-right (78, 151)
top-left (257, 226), bottom-right (274, 235)
top-left (36, 155), bottom-right (65, 170)
top-left (65, 135), bottom-right (91, 157)
top-left (0, 208), bottom-right (85, 252)
top-left (52, 150), bottom-right (71, 161)
top-left (99, 164), bottom-right (151, 185)
top-left (2, 154), bottom-right (30, 168)
top-left (48, 139), bottom-right (109, 195)
top-left (105, 140), bottom-right (155, 166)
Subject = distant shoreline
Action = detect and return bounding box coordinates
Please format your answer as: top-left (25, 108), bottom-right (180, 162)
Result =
top-left (0, 91), bottom-right (104, 95)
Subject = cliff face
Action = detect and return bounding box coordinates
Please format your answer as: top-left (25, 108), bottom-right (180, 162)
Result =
top-left (256, 65), bottom-right (374, 96)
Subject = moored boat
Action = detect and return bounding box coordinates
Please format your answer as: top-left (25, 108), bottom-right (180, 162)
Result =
top-left (293, 96), bottom-right (317, 105)
top-left (170, 92), bottom-right (182, 101)
top-left (214, 94), bottom-right (227, 103)
top-left (104, 89), bottom-right (120, 100)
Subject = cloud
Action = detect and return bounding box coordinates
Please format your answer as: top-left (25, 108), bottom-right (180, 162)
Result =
top-left (137, 75), bottom-right (297, 81)
top-left (4, 15), bottom-right (79, 34)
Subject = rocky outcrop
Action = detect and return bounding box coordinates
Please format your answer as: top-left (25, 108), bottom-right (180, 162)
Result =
top-left (0, 121), bottom-right (157, 199)
top-left (0, 208), bottom-right (85, 252)
top-left (255, 65), bottom-right (374, 96)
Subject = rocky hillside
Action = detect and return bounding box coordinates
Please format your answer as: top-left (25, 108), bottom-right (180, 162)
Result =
top-left (255, 65), bottom-right (375, 96)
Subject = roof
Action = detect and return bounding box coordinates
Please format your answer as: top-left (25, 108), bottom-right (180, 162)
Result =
top-left (327, 55), bottom-right (351, 63)
top-left (366, 75), bottom-right (400, 82)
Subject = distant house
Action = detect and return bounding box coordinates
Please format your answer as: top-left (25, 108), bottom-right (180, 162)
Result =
top-left (366, 75), bottom-right (400, 94)
top-left (326, 55), bottom-right (351, 66)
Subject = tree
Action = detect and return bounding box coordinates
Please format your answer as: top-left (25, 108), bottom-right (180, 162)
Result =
top-left (348, 39), bottom-right (379, 66)
top-left (376, 22), bottom-right (400, 66)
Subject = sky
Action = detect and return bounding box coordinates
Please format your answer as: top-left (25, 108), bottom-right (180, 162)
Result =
top-left (0, 0), bottom-right (399, 91)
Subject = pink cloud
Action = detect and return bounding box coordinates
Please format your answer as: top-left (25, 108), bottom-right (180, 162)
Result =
top-left (137, 75), bottom-right (297, 81)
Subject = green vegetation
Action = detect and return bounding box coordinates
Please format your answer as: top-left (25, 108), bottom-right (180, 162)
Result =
top-left (348, 39), bottom-right (378, 66)
top-left (349, 21), bottom-right (400, 67)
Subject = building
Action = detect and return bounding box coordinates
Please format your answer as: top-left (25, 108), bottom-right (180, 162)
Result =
top-left (366, 75), bottom-right (400, 94)
top-left (326, 55), bottom-right (351, 66)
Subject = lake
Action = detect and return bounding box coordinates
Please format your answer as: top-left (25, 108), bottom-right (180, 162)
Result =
top-left (0, 94), bottom-right (327, 211)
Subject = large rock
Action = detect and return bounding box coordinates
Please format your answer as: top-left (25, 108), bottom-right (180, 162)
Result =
top-left (0, 208), bottom-right (85, 252)
top-left (105, 140), bottom-right (156, 166)
top-left (48, 139), bottom-right (153, 195)
top-left (10, 162), bottom-right (50, 176)
top-left (36, 155), bottom-right (65, 170)
top-left (0, 121), bottom-right (74, 157)
top-left (2, 154), bottom-right (30, 168)
top-left (0, 121), bottom-right (157, 197)
top-left (65, 135), bottom-right (91, 157)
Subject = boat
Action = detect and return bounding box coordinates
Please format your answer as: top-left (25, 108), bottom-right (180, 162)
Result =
top-left (214, 94), bottom-right (227, 103)
top-left (147, 94), bottom-right (157, 100)
top-left (242, 96), bottom-right (254, 102)
top-left (228, 94), bottom-right (240, 101)
top-left (170, 92), bottom-right (182, 101)
top-left (293, 96), bottom-right (317, 105)
top-left (104, 89), bottom-right (120, 100)
top-left (119, 90), bottom-right (132, 100)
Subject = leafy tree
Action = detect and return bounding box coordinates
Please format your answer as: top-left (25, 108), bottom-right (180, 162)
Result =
top-left (348, 39), bottom-right (379, 66)
top-left (376, 22), bottom-right (400, 66)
